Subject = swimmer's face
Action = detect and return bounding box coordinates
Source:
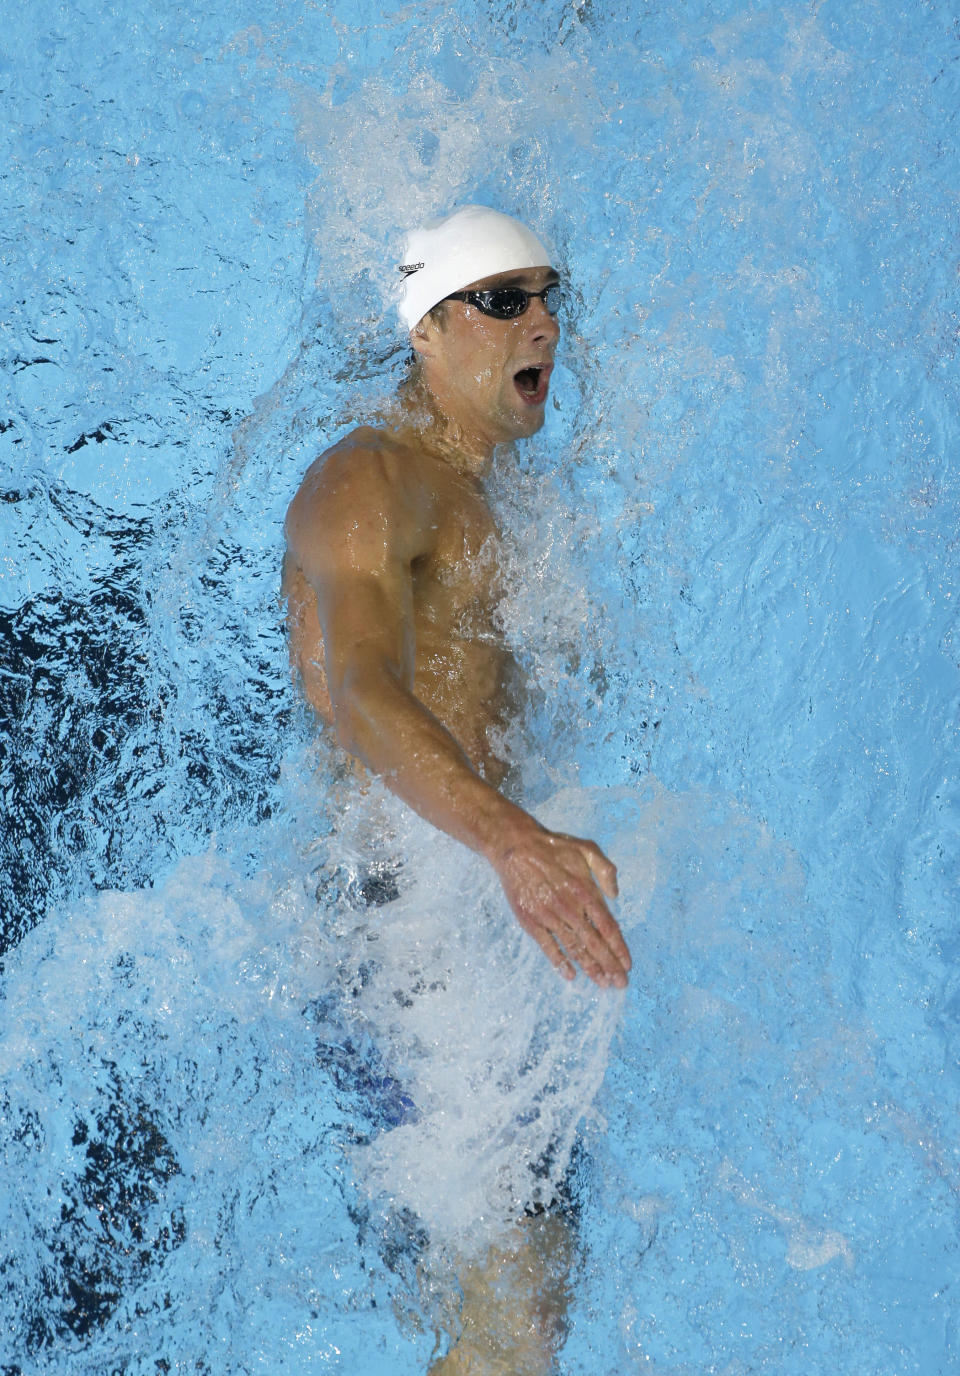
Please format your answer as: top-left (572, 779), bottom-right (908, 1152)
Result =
top-left (412, 266), bottom-right (561, 448)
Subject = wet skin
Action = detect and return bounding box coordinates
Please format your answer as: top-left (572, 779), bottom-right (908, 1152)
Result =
top-left (429, 1213), bottom-right (574, 1376)
top-left (283, 436), bottom-right (514, 785)
top-left (283, 265), bottom-right (631, 990)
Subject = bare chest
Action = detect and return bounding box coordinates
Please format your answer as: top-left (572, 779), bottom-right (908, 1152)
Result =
top-left (412, 490), bottom-right (503, 642)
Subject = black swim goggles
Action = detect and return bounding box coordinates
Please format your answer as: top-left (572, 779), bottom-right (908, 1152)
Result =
top-left (443, 282), bottom-right (562, 320)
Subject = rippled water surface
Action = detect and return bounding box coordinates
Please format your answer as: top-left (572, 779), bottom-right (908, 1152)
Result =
top-left (2, 1), bottom-right (959, 1372)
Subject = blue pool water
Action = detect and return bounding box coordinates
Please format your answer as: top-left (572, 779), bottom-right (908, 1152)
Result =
top-left (2, 1), bottom-right (959, 1372)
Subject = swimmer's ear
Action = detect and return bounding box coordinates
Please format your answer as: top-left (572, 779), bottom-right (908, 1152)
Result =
top-left (409, 321), bottom-right (440, 361)
top-left (409, 301), bottom-right (448, 360)
top-left (408, 320), bottom-right (434, 360)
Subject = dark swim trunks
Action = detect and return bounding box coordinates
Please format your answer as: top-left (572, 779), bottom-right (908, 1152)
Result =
top-left (312, 856), bottom-right (403, 914)
top-left (523, 1136), bottom-right (584, 1221)
top-left (307, 858), bottom-right (415, 1136)
top-left (357, 859), bottom-right (402, 909)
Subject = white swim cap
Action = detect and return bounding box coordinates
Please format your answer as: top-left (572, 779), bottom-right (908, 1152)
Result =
top-left (397, 205), bottom-right (552, 331)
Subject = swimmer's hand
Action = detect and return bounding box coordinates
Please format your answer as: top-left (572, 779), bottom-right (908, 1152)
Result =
top-left (487, 818), bottom-right (631, 989)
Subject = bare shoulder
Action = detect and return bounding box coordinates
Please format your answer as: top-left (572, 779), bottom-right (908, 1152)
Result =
top-left (287, 426), bottom-right (408, 517)
top-left (285, 425), bottom-right (436, 581)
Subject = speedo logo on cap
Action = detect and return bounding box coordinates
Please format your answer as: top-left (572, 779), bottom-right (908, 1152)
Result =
top-left (399, 262), bottom-right (424, 277)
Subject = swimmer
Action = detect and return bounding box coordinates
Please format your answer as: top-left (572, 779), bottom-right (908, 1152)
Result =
top-left (285, 205), bottom-right (628, 1374)
top-left (283, 204), bottom-right (632, 993)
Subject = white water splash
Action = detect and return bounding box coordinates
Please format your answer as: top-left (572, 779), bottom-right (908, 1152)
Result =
top-left (296, 784), bottom-right (656, 1249)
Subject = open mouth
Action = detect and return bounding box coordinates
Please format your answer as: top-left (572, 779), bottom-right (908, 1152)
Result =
top-left (513, 365), bottom-right (550, 406)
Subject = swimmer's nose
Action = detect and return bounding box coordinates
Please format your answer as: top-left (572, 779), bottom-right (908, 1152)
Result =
top-left (525, 297), bottom-right (560, 345)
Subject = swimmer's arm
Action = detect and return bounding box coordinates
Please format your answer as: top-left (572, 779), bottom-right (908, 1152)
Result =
top-left (284, 446), bottom-right (631, 988)
top-left (285, 444), bottom-right (518, 839)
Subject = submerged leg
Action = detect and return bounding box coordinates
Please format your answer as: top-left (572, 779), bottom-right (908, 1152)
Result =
top-left (429, 1212), bottom-right (575, 1376)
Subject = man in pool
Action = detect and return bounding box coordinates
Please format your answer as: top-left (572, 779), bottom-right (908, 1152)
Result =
top-left (283, 204), bottom-right (630, 1374)
top-left (284, 204), bottom-right (631, 993)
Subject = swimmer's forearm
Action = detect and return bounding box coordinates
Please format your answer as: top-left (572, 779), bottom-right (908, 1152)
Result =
top-left (331, 669), bottom-right (531, 856)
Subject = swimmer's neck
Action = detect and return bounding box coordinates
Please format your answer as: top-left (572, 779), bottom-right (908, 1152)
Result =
top-left (393, 373), bottom-right (497, 479)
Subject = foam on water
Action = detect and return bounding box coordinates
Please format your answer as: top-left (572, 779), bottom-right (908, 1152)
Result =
top-left (318, 786), bottom-right (655, 1239)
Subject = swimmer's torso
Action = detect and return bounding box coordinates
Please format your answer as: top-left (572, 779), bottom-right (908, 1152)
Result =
top-left (283, 425), bottom-right (518, 782)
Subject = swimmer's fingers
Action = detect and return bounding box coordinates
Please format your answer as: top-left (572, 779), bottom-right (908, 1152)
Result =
top-left (522, 907), bottom-right (603, 985)
top-left (549, 889), bottom-right (630, 988)
top-left (578, 884), bottom-right (632, 978)
top-left (525, 866), bottom-right (628, 987)
top-left (548, 844), bottom-right (631, 982)
top-left (512, 890), bottom-right (609, 986)
top-left (527, 925), bottom-right (577, 983)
